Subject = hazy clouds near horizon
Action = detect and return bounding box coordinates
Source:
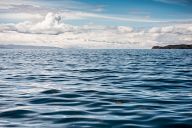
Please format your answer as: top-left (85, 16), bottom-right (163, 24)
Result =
top-left (0, 13), bottom-right (191, 49)
top-left (0, 0), bottom-right (191, 48)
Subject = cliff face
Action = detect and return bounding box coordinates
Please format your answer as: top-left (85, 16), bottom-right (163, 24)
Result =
top-left (152, 44), bottom-right (192, 49)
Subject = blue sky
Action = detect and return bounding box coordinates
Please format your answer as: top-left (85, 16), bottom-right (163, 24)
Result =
top-left (0, 0), bottom-right (191, 48)
top-left (42, 0), bottom-right (192, 19)
top-left (0, 0), bottom-right (192, 26)
top-left (61, 0), bottom-right (192, 19)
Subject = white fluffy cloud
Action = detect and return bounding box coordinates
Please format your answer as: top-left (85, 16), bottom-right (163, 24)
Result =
top-left (0, 13), bottom-right (191, 49)
top-left (148, 24), bottom-right (192, 46)
top-left (149, 24), bottom-right (192, 34)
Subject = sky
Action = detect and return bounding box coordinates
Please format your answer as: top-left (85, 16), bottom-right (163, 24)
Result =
top-left (0, 0), bottom-right (192, 48)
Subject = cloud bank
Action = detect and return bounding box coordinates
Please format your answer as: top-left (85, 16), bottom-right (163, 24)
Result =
top-left (0, 13), bottom-right (191, 49)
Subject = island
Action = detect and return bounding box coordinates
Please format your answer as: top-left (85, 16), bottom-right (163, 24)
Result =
top-left (0, 44), bottom-right (61, 49)
top-left (152, 44), bottom-right (192, 49)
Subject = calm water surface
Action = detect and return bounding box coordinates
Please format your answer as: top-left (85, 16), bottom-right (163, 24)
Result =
top-left (0, 49), bottom-right (192, 128)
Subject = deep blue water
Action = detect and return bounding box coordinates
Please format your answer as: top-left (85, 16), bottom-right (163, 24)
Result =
top-left (0, 49), bottom-right (192, 128)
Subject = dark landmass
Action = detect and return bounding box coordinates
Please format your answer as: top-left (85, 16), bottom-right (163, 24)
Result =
top-left (152, 44), bottom-right (192, 49)
top-left (0, 44), bottom-right (61, 49)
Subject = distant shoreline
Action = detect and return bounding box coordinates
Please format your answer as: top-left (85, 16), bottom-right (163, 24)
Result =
top-left (1, 44), bottom-right (192, 49)
top-left (0, 44), bottom-right (61, 49)
top-left (152, 44), bottom-right (192, 49)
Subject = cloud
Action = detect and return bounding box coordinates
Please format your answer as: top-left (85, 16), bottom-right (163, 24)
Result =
top-left (148, 24), bottom-right (192, 45)
top-left (0, 13), bottom-right (191, 49)
top-left (0, 0), bottom-right (39, 9)
top-left (148, 24), bottom-right (192, 34)
top-left (14, 13), bottom-right (73, 35)
top-left (0, 13), bottom-right (43, 21)
top-left (154, 0), bottom-right (192, 5)
top-left (1, 13), bottom-right (135, 35)
top-left (0, 2), bottom-right (181, 23)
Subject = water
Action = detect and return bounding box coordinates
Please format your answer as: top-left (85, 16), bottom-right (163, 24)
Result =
top-left (0, 49), bottom-right (192, 128)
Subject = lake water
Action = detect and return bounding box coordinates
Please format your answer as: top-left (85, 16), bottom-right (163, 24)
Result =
top-left (0, 49), bottom-right (192, 128)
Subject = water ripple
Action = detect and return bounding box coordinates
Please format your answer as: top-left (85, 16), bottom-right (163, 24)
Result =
top-left (0, 49), bottom-right (192, 128)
